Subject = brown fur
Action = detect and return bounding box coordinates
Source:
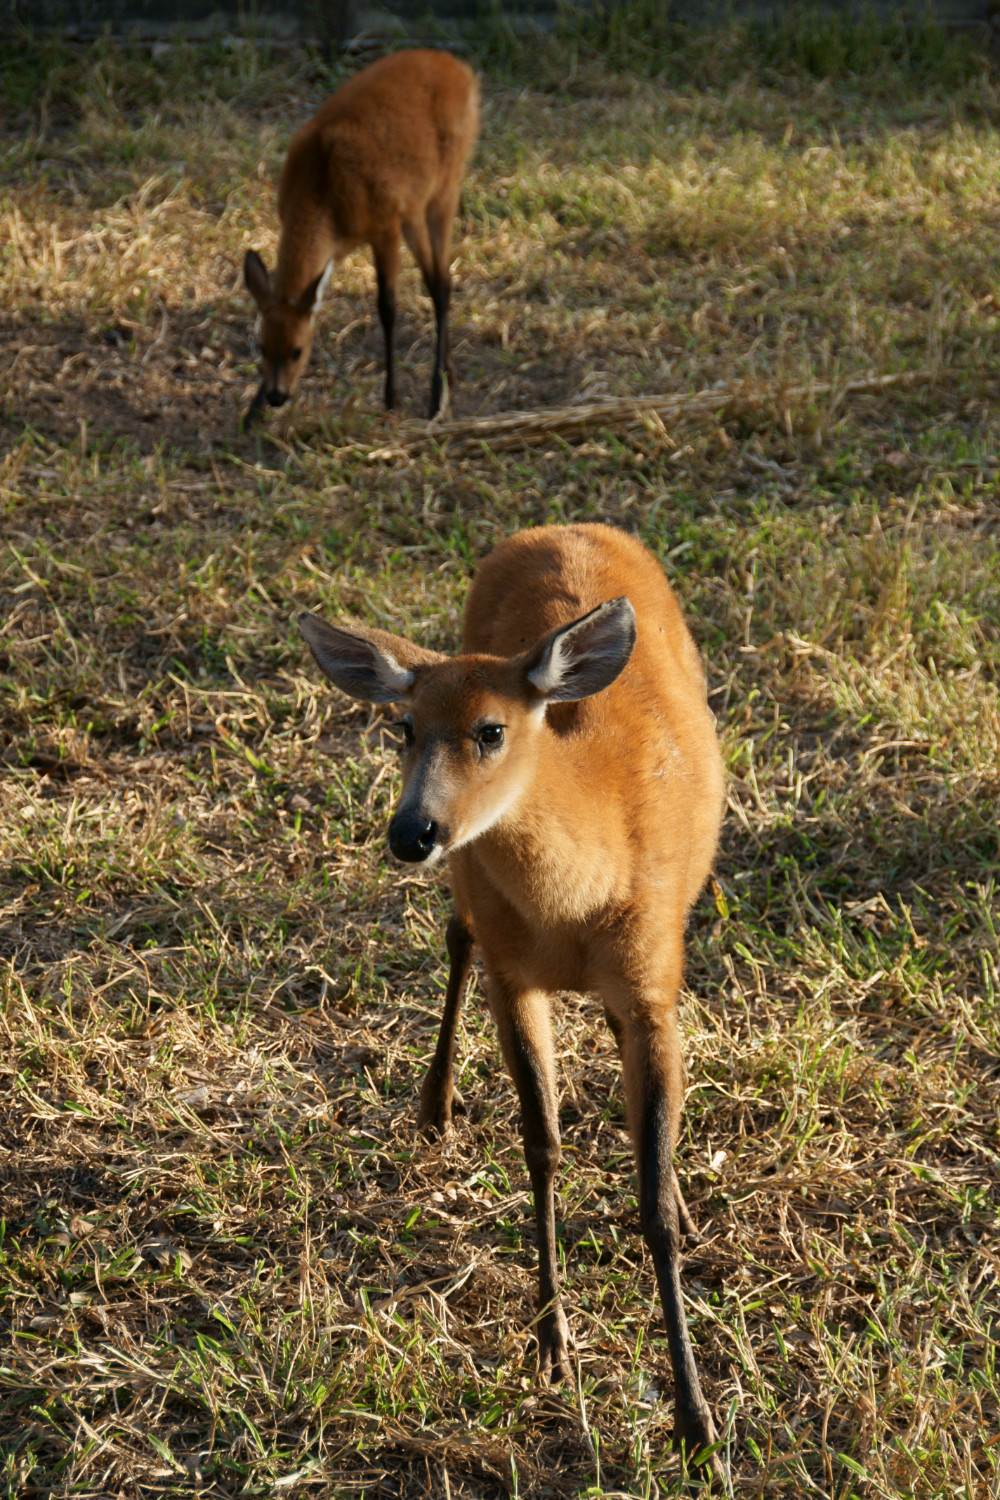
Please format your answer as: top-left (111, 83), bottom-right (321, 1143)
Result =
top-left (244, 49), bottom-right (479, 420)
top-left (298, 524), bottom-right (726, 1475)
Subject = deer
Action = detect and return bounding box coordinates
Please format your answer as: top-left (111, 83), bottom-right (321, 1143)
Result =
top-left (298, 523), bottom-right (726, 1477)
top-left (243, 48), bottom-right (479, 426)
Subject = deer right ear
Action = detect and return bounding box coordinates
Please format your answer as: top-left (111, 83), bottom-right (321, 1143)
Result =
top-left (244, 250), bottom-right (272, 309)
top-left (524, 597), bottom-right (637, 703)
top-left (297, 614), bottom-right (443, 704)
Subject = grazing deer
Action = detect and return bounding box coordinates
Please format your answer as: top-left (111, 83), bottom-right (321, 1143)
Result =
top-left (298, 524), bottom-right (726, 1474)
top-left (244, 48), bottom-right (479, 425)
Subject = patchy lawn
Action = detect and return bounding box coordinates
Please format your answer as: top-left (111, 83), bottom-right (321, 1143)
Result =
top-left (1, 17), bottom-right (998, 1499)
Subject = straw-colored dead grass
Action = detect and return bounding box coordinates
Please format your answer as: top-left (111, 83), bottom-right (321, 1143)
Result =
top-left (380, 370), bottom-right (943, 455)
top-left (1, 29), bottom-right (998, 1500)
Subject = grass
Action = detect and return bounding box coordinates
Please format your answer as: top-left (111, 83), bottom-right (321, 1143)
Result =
top-left (1, 14), bottom-right (999, 1499)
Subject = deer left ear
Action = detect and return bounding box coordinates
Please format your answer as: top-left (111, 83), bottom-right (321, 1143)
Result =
top-left (524, 597), bottom-right (637, 703)
top-left (244, 249), bottom-right (273, 309)
top-left (298, 613), bottom-right (444, 704)
top-left (296, 261), bottom-right (334, 317)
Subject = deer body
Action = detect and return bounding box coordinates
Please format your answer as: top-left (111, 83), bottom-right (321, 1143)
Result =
top-left (245, 49), bottom-right (479, 422)
top-left (299, 524), bottom-right (725, 1472)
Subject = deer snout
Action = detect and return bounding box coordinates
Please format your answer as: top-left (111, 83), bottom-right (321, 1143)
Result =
top-left (266, 388), bottom-right (290, 408)
top-left (389, 809), bottom-right (443, 864)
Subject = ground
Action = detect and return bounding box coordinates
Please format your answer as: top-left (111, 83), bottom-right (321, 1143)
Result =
top-left (0, 16), bottom-right (998, 1500)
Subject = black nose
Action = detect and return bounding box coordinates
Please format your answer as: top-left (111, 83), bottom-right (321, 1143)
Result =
top-left (266, 389), bottom-right (289, 408)
top-left (389, 810), bottom-right (439, 863)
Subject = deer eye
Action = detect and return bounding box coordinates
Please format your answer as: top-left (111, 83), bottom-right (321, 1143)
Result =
top-left (476, 724), bottom-right (504, 751)
top-left (392, 720), bottom-right (415, 750)
top-left (291, 346), bottom-right (303, 360)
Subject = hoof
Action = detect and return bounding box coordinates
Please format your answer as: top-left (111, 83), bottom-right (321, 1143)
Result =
top-left (416, 1073), bottom-right (465, 1139)
top-left (675, 1402), bottom-right (725, 1483)
top-left (428, 371), bottom-right (449, 420)
top-left (535, 1305), bottom-right (573, 1385)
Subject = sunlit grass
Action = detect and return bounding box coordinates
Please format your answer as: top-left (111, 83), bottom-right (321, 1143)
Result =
top-left (1, 18), bottom-right (998, 1500)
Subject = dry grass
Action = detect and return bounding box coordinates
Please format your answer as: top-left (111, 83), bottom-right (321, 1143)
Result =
top-left (1, 22), bottom-right (999, 1500)
top-left (384, 370), bottom-right (943, 454)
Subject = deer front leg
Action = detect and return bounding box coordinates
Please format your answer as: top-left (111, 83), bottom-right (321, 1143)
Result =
top-left (491, 980), bottom-right (571, 1382)
top-left (603, 1001), bottom-right (703, 1243)
top-left (619, 1005), bottom-right (722, 1478)
top-left (417, 912), bottom-right (473, 1138)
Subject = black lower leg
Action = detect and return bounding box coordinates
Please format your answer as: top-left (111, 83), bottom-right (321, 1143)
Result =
top-left (418, 913), bottom-right (474, 1136)
top-left (376, 268), bottom-right (396, 410)
top-left (428, 275), bottom-right (451, 418)
top-left (609, 1006), bottom-right (702, 1247)
top-left (640, 1082), bottom-right (719, 1471)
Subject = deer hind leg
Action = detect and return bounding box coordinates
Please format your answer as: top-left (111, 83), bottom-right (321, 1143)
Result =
top-left (616, 1001), bottom-right (721, 1476)
top-left (405, 196), bottom-right (456, 417)
top-left (418, 911), bottom-right (474, 1138)
top-left (602, 1002), bottom-right (702, 1242)
top-left (489, 979), bottom-right (571, 1382)
top-left (427, 193), bottom-right (458, 386)
top-left (371, 227), bottom-right (401, 410)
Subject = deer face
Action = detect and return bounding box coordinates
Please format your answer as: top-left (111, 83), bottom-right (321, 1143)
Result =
top-left (385, 662), bottom-right (547, 865)
top-left (298, 598), bottom-right (637, 866)
top-left (244, 250), bottom-right (331, 408)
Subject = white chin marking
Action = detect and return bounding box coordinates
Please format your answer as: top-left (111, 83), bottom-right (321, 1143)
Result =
top-left (421, 844), bottom-right (446, 869)
top-left (448, 777), bottom-right (527, 855)
top-left (447, 821), bottom-right (489, 856)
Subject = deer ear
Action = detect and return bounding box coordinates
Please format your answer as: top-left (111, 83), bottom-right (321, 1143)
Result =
top-left (298, 614), bottom-right (444, 704)
top-left (244, 250), bottom-right (273, 309)
top-left (296, 260), bottom-right (333, 317)
top-left (524, 597), bottom-right (637, 702)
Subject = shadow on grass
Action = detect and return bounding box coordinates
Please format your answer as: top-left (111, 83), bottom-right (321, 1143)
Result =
top-left (0, 282), bottom-right (584, 462)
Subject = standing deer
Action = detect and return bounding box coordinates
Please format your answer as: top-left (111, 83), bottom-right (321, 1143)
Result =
top-left (244, 49), bottom-right (479, 424)
top-left (298, 523), bottom-right (726, 1475)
